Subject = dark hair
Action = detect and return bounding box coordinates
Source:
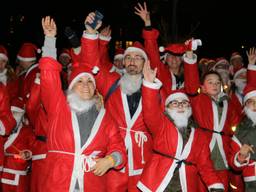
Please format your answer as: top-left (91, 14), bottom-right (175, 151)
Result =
top-left (200, 70), bottom-right (223, 85)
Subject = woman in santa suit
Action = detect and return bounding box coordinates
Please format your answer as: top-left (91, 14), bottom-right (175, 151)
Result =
top-left (39, 16), bottom-right (126, 192)
top-left (183, 45), bottom-right (243, 191)
top-left (0, 45), bottom-right (19, 103)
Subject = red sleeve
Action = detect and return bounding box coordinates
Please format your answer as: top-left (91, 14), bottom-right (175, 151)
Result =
top-left (0, 84), bottom-right (16, 135)
top-left (80, 35), bottom-right (120, 98)
top-left (106, 116), bottom-right (127, 170)
top-left (99, 38), bottom-right (113, 71)
top-left (184, 62), bottom-right (201, 95)
top-left (143, 29), bottom-right (173, 95)
top-left (247, 65), bottom-right (256, 85)
top-left (142, 81), bottom-right (166, 136)
top-left (26, 82), bottom-right (40, 127)
top-left (39, 57), bottom-right (66, 118)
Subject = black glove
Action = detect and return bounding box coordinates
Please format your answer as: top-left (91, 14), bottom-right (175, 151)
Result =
top-left (64, 26), bottom-right (80, 48)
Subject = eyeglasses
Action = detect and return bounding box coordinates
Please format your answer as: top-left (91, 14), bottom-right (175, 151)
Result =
top-left (169, 100), bottom-right (190, 108)
top-left (124, 55), bottom-right (144, 63)
top-left (246, 99), bottom-right (256, 106)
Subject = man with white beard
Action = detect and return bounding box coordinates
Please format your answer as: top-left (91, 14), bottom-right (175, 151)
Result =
top-left (137, 61), bottom-right (225, 192)
top-left (81, 12), bottom-right (156, 191)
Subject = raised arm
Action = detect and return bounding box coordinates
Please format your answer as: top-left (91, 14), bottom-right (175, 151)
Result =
top-left (246, 47), bottom-right (256, 84)
top-left (39, 16), bottom-right (65, 117)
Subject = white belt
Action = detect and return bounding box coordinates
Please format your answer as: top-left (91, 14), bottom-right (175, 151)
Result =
top-left (1, 168), bottom-right (27, 186)
top-left (48, 150), bottom-right (96, 172)
top-left (119, 127), bottom-right (148, 164)
top-left (32, 154), bottom-right (46, 161)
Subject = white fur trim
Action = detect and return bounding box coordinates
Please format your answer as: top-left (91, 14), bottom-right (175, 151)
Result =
top-left (1, 168), bottom-right (27, 186)
top-left (208, 183), bottom-right (225, 190)
top-left (114, 54), bottom-right (124, 60)
top-left (0, 120), bottom-right (5, 135)
top-left (137, 181), bottom-right (152, 192)
top-left (233, 68), bottom-right (247, 80)
top-left (92, 66), bottom-right (99, 74)
top-left (142, 78), bottom-right (162, 90)
top-left (233, 152), bottom-right (250, 167)
top-left (0, 53), bottom-right (8, 61)
top-left (183, 53), bottom-right (197, 64)
top-left (244, 90), bottom-right (256, 103)
top-left (248, 64), bottom-right (256, 71)
top-left (68, 72), bottom-right (96, 90)
top-left (34, 77), bottom-right (40, 85)
top-left (165, 92), bottom-right (189, 106)
top-left (244, 176), bottom-right (256, 182)
top-left (230, 55), bottom-right (242, 61)
top-left (191, 39), bottom-right (202, 51)
top-left (73, 47), bottom-right (81, 55)
top-left (11, 106), bottom-right (24, 113)
top-left (25, 63), bottom-right (39, 78)
top-left (124, 47), bottom-right (148, 60)
top-left (159, 46), bottom-right (165, 52)
top-left (32, 154), bottom-right (46, 161)
top-left (83, 31), bottom-right (99, 40)
top-left (17, 55), bottom-right (36, 62)
top-left (99, 35), bottom-right (111, 41)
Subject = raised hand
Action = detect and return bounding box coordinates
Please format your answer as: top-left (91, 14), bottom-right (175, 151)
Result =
top-left (238, 144), bottom-right (254, 163)
top-left (143, 60), bottom-right (157, 83)
top-left (134, 2), bottom-right (151, 27)
top-left (246, 47), bottom-right (256, 65)
top-left (84, 12), bottom-right (102, 34)
top-left (42, 16), bottom-right (57, 37)
top-left (100, 25), bottom-right (111, 38)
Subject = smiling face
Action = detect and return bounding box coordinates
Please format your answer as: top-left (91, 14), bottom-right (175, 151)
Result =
top-left (72, 75), bottom-right (95, 100)
top-left (202, 73), bottom-right (222, 98)
top-left (124, 52), bottom-right (145, 75)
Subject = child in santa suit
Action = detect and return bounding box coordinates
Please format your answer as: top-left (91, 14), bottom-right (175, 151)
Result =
top-left (183, 46), bottom-right (242, 191)
top-left (1, 100), bottom-right (34, 192)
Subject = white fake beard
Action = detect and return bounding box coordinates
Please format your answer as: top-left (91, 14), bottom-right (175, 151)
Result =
top-left (234, 79), bottom-right (246, 94)
top-left (120, 73), bottom-right (142, 95)
top-left (244, 107), bottom-right (256, 126)
top-left (216, 69), bottom-right (230, 85)
top-left (166, 107), bottom-right (192, 131)
top-left (0, 68), bottom-right (7, 85)
top-left (67, 91), bottom-right (96, 113)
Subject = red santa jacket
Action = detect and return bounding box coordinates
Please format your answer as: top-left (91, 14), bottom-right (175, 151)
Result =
top-left (26, 81), bottom-right (48, 159)
top-left (1, 123), bottom-right (34, 188)
top-left (137, 79), bottom-right (224, 192)
top-left (80, 34), bottom-right (153, 177)
top-left (39, 57), bottom-right (126, 192)
top-left (142, 28), bottom-right (180, 98)
top-left (0, 84), bottom-right (16, 170)
top-left (184, 58), bottom-right (241, 170)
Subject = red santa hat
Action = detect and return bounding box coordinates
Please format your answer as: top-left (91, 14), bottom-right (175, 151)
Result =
top-left (159, 43), bottom-right (186, 56)
top-left (124, 41), bottom-right (148, 60)
top-left (230, 52), bottom-right (243, 63)
top-left (17, 43), bottom-right (40, 62)
top-left (114, 48), bottom-right (125, 60)
top-left (0, 45), bottom-right (8, 61)
top-left (68, 65), bottom-right (99, 91)
top-left (243, 84), bottom-right (256, 103)
top-left (59, 48), bottom-right (71, 59)
top-left (233, 67), bottom-right (247, 80)
top-left (11, 98), bottom-right (25, 112)
top-left (211, 57), bottom-right (229, 70)
top-left (165, 89), bottom-right (189, 106)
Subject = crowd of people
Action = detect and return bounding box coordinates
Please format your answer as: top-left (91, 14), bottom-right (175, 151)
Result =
top-left (0, 2), bottom-right (255, 192)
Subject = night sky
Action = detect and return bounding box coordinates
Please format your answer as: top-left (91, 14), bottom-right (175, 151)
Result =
top-left (1, 0), bottom-right (255, 64)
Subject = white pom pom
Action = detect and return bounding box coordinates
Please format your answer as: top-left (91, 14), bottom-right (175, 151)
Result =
top-left (92, 66), bottom-right (100, 74)
top-left (191, 39), bottom-right (202, 51)
top-left (159, 46), bottom-right (165, 52)
top-left (37, 49), bottom-right (42, 54)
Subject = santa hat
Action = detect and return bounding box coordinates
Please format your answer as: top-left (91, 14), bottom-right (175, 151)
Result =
top-left (68, 65), bottom-right (99, 90)
top-left (230, 52), bottom-right (243, 63)
top-left (114, 48), bottom-right (125, 60)
top-left (233, 67), bottom-right (247, 80)
top-left (165, 89), bottom-right (189, 106)
top-left (124, 41), bottom-right (148, 60)
top-left (17, 43), bottom-right (40, 62)
top-left (59, 48), bottom-right (71, 59)
top-left (159, 43), bottom-right (186, 56)
top-left (211, 57), bottom-right (229, 70)
top-left (243, 84), bottom-right (256, 103)
top-left (0, 45), bottom-right (8, 61)
top-left (11, 98), bottom-right (25, 113)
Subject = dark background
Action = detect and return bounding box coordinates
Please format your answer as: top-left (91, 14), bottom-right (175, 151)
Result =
top-left (0, 0), bottom-right (255, 65)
